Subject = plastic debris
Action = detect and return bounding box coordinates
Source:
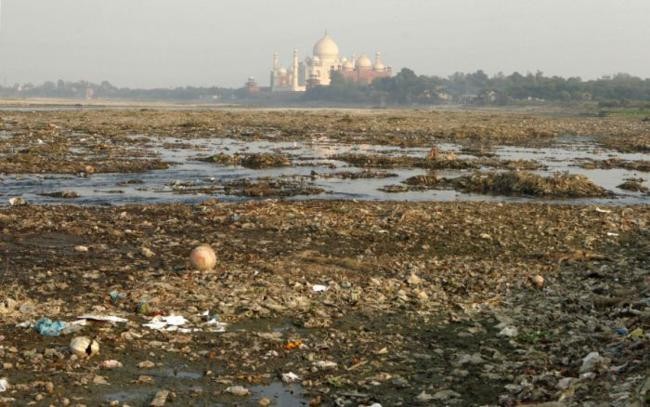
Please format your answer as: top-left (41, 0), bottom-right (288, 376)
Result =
top-left (99, 360), bottom-right (123, 369)
top-left (0, 378), bottom-right (8, 393)
top-left (281, 372), bottom-right (301, 383)
top-left (580, 352), bottom-right (607, 373)
top-left (143, 315), bottom-right (188, 331)
top-left (8, 197), bottom-right (26, 206)
top-left (109, 291), bottom-right (126, 304)
top-left (34, 318), bottom-right (67, 337)
top-left (313, 360), bottom-right (338, 369)
top-left (498, 326), bottom-right (519, 338)
top-left (225, 385), bottom-right (250, 397)
top-left (284, 340), bottom-right (303, 351)
top-left (312, 284), bottom-right (329, 293)
top-left (77, 314), bottom-right (128, 324)
top-left (628, 327), bottom-right (644, 339)
top-left (150, 389), bottom-right (170, 406)
top-left (615, 327), bottom-right (629, 336)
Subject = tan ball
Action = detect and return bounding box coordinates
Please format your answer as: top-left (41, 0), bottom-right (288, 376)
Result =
top-left (190, 245), bottom-right (217, 271)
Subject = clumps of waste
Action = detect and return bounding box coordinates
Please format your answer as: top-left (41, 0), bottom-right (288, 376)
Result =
top-left (317, 170), bottom-right (398, 180)
top-left (379, 184), bottom-right (410, 193)
top-left (578, 158), bottom-right (650, 172)
top-left (617, 178), bottom-right (649, 192)
top-left (38, 191), bottom-right (80, 199)
top-left (333, 153), bottom-right (478, 170)
top-left (223, 178), bottom-right (324, 197)
top-left (200, 152), bottom-right (291, 169)
top-left (403, 174), bottom-right (440, 188)
top-left (333, 152), bottom-right (543, 171)
top-left (453, 171), bottom-right (611, 198)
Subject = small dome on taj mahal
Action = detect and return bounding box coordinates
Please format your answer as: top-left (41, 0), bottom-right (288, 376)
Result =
top-left (356, 55), bottom-right (373, 69)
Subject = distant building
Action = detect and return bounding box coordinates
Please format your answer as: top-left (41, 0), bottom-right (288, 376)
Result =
top-left (245, 77), bottom-right (260, 94)
top-left (269, 32), bottom-right (392, 92)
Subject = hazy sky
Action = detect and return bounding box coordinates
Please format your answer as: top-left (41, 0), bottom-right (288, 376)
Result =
top-left (0, 0), bottom-right (648, 88)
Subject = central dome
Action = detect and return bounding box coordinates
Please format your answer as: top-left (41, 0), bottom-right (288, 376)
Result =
top-left (313, 34), bottom-right (340, 58)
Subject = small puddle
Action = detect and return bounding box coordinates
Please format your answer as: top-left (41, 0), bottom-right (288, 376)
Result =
top-left (251, 382), bottom-right (307, 406)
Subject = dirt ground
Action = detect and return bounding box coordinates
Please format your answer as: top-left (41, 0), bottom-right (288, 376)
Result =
top-left (1, 108), bottom-right (649, 174)
top-left (0, 201), bottom-right (648, 406)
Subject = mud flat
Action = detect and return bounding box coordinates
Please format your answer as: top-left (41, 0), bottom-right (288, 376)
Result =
top-left (0, 108), bottom-right (648, 405)
top-left (0, 201), bottom-right (648, 406)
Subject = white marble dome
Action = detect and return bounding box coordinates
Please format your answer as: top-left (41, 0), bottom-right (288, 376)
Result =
top-left (313, 34), bottom-right (340, 58)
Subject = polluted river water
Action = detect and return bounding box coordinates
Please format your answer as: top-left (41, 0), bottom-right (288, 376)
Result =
top-left (1, 136), bottom-right (648, 206)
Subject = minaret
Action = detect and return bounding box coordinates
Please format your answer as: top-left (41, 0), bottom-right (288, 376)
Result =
top-left (271, 52), bottom-right (279, 89)
top-left (273, 52), bottom-right (279, 70)
top-left (291, 49), bottom-right (299, 91)
top-left (375, 51), bottom-right (384, 70)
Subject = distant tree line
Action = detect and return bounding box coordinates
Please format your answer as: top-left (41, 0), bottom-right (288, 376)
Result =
top-left (0, 79), bottom-right (237, 101)
top-left (2, 70), bottom-right (650, 106)
top-left (304, 69), bottom-right (650, 106)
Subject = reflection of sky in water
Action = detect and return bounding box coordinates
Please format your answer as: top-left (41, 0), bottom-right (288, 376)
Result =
top-left (1, 137), bottom-right (648, 206)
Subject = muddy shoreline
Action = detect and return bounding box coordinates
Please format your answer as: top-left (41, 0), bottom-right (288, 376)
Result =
top-left (0, 201), bottom-right (648, 406)
top-left (0, 108), bottom-right (648, 406)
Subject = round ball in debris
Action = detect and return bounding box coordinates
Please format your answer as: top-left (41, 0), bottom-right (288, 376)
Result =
top-left (70, 336), bottom-right (100, 358)
top-left (190, 245), bottom-right (217, 271)
top-left (531, 274), bottom-right (544, 289)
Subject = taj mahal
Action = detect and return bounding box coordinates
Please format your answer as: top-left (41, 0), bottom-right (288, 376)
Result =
top-left (270, 32), bottom-right (392, 92)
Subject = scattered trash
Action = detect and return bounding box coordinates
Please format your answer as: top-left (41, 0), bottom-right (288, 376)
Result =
top-left (312, 284), bottom-right (329, 293)
top-left (190, 245), bottom-right (217, 271)
top-left (138, 360), bottom-right (156, 369)
top-left (615, 327), bottom-right (629, 336)
top-left (225, 385), bottom-right (250, 397)
top-left (0, 378), bottom-right (8, 393)
top-left (432, 389), bottom-right (462, 401)
top-left (109, 291), bottom-right (126, 304)
top-left (34, 318), bottom-right (67, 337)
top-left (143, 315), bottom-right (188, 331)
top-left (313, 361), bottom-right (338, 370)
top-left (407, 273), bottom-right (423, 286)
top-left (99, 360), bottom-right (123, 369)
top-left (74, 245), bottom-right (89, 253)
top-left (281, 372), bottom-right (301, 383)
top-left (580, 352), bottom-right (608, 373)
top-left (284, 340), bottom-right (303, 351)
top-left (150, 389), bottom-right (170, 406)
top-left (141, 246), bottom-right (156, 258)
top-left (415, 391), bottom-right (433, 402)
top-left (70, 336), bottom-right (100, 358)
top-left (628, 327), bottom-right (644, 339)
top-left (531, 274), bottom-right (544, 289)
top-left (8, 197), bottom-right (27, 206)
top-left (498, 326), bottom-right (519, 338)
top-left (205, 317), bottom-right (228, 333)
top-left (77, 314), bottom-right (128, 324)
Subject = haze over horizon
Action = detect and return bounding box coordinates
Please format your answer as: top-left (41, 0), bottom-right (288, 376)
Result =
top-left (0, 0), bottom-right (648, 89)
